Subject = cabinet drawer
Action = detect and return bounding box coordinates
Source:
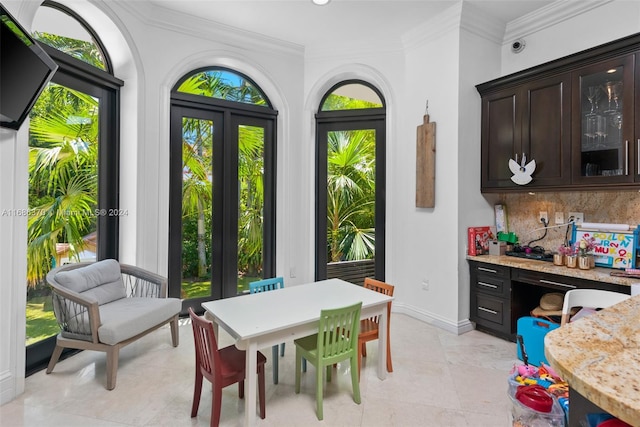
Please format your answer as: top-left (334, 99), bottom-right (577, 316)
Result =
top-left (472, 294), bottom-right (509, 333)
top-left (511, 268), bottom-right (631, 294)
top-left (512, 269), bottom-right (578, 291)
top-left (471, 262), bottom-right (511, 298)
top-left (474, 274), bottom-right (509, 298)
top-left (471, 262), bottom-right (510, 279)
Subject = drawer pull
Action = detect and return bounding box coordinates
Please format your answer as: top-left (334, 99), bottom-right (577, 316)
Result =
top-left (539, 279), bottom-right (576, 289)
top-left (478, 306), bottom-right (498, 315)
top-left (478, 281), bottom-right (498, 289)
top-left (478, 267), bottom-right (498, 273)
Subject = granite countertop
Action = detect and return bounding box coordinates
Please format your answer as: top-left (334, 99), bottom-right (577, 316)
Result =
top-left (544, 295), bottom-right (640, 426)
top-left (467, 255), bottom-right (638, 287)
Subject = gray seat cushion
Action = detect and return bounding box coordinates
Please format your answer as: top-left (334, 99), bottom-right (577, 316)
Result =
top-left (55, 259), bottom-right (126, 305)
top-left (97, 297), bottom-right (181, 345)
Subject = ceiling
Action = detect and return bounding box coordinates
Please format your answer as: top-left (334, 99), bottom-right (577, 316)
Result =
top-left (148, 0), bottom-right (557, 47)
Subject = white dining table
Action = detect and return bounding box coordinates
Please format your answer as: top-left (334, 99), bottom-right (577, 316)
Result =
top-left (201, 278), bottom-right (393, 426)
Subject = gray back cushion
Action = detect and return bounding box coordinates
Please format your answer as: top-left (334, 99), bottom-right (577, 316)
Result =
top-left (55, 259), bottom-right (126, 305)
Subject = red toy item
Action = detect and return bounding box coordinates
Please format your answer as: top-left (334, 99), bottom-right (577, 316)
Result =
top-left (597, 418), bottom-right (633, 427)
top-left (516, 385), bottom-right (554, 413)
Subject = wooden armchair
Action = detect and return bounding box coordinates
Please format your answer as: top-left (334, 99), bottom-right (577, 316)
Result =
top-left (45, 259), bottom-right (181, 389)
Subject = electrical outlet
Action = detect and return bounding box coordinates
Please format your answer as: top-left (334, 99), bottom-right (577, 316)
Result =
top-left (555, 212), bottom-right (564, 224)
top-left (539, 211), bottom-right (548, 224)
top-left (568, 212), bottom-right (584, 225)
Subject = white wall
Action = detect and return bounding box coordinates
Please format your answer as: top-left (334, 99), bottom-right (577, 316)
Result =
top-left (0, 0), bottom-right (39, 405)
top-left (304, 49), bottom-right (406, 308)
top-left (502, 0), bottom-right (640, 76)
top-left (105, 2), bottom-right (306, 277)
top-left (302, 3), bottom-right (475, 333)
top-left (457, 3), bottom-right (505, 323)
top-left (0, 126), bottom-right (28, 405)
top-left (397, 4), bottom-right (467, 331)
top-left (3, 0), bottom-right (640, 404)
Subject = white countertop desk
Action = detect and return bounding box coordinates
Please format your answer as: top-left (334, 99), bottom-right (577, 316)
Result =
top-left (201, 278), bottom-right (394, 426)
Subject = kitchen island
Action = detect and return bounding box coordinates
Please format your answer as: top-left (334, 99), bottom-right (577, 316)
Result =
top-left (544, 295), bottom-right (640, 427)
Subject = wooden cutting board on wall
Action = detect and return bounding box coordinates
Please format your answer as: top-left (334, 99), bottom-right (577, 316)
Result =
top-left (416, 114), bottom-right (436, 208)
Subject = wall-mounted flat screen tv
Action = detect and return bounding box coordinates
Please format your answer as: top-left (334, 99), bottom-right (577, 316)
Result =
top-left (1, 4), bottom-right (58, 130)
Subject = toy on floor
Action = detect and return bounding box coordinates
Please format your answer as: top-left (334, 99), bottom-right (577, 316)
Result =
top-left (510, 363), bottom-right (569, 399)
top-left (509, 361), bottom-right (570, 427)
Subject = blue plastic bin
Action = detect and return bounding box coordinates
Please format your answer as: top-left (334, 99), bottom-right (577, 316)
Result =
top-left (516, 316), bottom-right (559, 366)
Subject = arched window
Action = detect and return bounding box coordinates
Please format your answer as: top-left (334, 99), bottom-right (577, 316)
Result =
top-left (320, 82), bottom-right (384, 110)
top-left (170, 67), bottom-right (277, 313)
top-left (315, 80), bottom-right (386, 285)
top-left (31, 1), bottom-right (110, 72)
top-left (26, 1), bottom-right (122, 374)
top-left (176, 68), bottom-right (270, 106)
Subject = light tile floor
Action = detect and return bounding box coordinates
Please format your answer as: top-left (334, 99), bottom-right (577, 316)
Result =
top-left (0, 314), bottom-right (519, 426)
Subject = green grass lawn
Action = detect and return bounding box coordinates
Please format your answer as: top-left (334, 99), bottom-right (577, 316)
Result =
top-left (181, 280), bottom-right (212, 298)
top-left (181, 276), bottom-right (258, 297)
top-left (26, 296), bottom-right (58, 346)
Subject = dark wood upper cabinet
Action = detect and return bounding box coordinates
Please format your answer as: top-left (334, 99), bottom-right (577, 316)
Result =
top-left (480, 74), bottom-right (571, 191)
top-left (477, 32), bottom-right (640, 192)
top-left (522, 74), bottom-right (572, 187)
top-left (480, 88), bottom-right (518, 189)
top-left (571, 55), bottom-right (635, 186)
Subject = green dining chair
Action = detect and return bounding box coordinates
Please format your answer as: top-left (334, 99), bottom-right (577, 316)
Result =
top-left (249, 276), bottom-right (285, 384)
top-left (294, 301), bottom-right (362, 421)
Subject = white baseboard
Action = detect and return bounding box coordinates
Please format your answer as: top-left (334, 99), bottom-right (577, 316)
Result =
top-left (0, 370), bottom-right (16, 406)
top-left (393, 302), bottom-right (475, 335)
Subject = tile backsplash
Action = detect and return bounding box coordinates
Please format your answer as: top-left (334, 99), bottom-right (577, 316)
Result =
top-left (485, 190), bottom-right (640, 252)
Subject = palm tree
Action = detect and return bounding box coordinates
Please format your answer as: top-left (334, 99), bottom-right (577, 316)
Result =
top-left (27, 83), bottom-right (99, 286)
top-left (33, 32), bottom-right (106, 71)
top-left (237, 124), bottom-right (265, 276)
top-left (178, 70), bottom-right (268, 280)
top-left (25, 32), bottom-right (105, 287)
top-left (181, 117), bottom-right (213, 278)
top-left (326, 129), bottom-right (376, 262)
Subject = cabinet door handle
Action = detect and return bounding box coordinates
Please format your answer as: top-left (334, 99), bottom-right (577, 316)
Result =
top-left (478, 306), bottom-right (498, 315)
top-left (478, 281), bottom-right (498, 289)
top-left (637, 139), bottom-right (639, 175)
top-left (625, 140), bottom-right (629, 175)
top-left (539, 279), bottom-right (576, 289)
top-left (478, 267), bottom-right (497, 273)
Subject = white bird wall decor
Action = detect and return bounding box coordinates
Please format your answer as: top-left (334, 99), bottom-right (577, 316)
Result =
top-left (508, 153), bottom-right (536, 185)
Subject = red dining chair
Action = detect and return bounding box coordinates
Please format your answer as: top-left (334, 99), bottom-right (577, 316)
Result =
top-left (189, 308), bottom-right (266, 426)
top-left (358, 278), bottom-right (394, 377)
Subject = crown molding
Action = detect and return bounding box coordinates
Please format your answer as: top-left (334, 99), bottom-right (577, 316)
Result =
top-left (401, 1), bottom-right (504, 52)
top-left (504, 0), bottom-right (614, 43)
top-left (402, 2), bottom-right (463, 51)
top-left (115, 1), bottom-right (304, 58)
top-left (460, 1), bottom-right (506, 44)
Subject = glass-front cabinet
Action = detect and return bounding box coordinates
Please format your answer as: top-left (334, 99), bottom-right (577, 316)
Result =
top-left (479, 34), bottom-right (640, 192)
top-left (572, 55), bottom-right (636, 184)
